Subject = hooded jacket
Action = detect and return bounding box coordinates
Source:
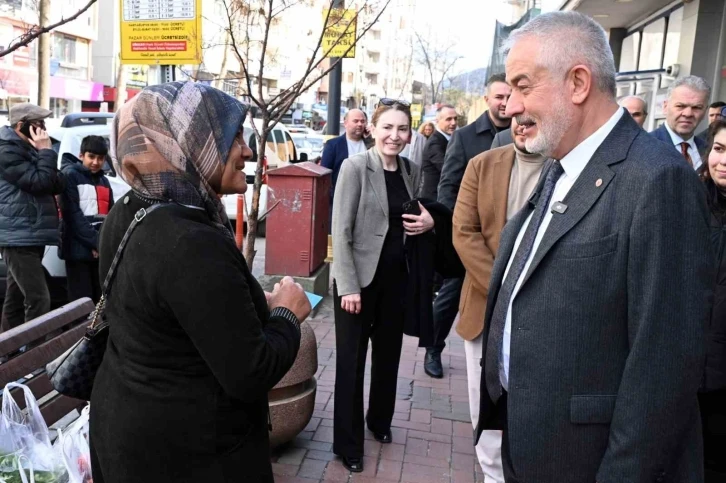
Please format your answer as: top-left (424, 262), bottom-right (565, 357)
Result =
top-left (58, 153), bottom-right (113, 261)
top-left (0, 125), bottom-right (65, 247)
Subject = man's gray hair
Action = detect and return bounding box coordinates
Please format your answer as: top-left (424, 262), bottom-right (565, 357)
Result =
top-left (619, 95), bottom-right (648, 115)
top-left (436, 104), bottom-right (456, 114)
top-left (667, 75), bottom-right (711, 101)
top-left (502, 11), bottom-right (617, 97)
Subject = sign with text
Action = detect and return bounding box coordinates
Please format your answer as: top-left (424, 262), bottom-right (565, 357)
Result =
top-left (120, 0), bottom-right (202, 65)
top-left (322, 9), bottom-right (357, 59)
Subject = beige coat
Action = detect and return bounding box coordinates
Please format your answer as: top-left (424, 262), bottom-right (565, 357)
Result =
top-left (332, 148), bottom-right (421, 296)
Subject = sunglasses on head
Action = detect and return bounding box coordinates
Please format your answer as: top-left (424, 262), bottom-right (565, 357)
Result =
top-left (379, 98), bottom-right (411, 108)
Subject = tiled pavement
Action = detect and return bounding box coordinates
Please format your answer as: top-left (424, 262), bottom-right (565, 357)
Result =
top-left (271, 294), bottom-right (485, 483)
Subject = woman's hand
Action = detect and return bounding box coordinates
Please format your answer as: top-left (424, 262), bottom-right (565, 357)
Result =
top-left (341, 293), bottom-right (362, 314)
top-left (268, 276), bottom-right (312, 322)
top-left (403, 202), bottom-right (435, 236)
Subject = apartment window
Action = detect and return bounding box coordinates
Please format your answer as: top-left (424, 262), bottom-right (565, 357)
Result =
top-left (53, 34), bottom-right (77, 64)
top-left (663, 7), bottom-right (683, 69)
top-left (347, 72), bottom-right (354, 83)
top-left (619, 32), bottom-right (640, 72)
top-left (372, 30), bottom-right (381, 40)
top-left (365, 73), bottom-right (378, 85)
top-left (367, 52), bottom-right (380, 63)
top-left (638, 18), bottom-right (666, 71)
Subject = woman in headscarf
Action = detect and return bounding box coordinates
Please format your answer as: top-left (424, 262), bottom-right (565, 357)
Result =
top-left (90, 81), bottom-right (310, 483)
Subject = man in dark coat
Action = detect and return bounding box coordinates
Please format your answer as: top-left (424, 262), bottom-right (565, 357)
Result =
top-left (0, 103), bottom-right (64, 332)
top-left (477, 12), bottom-right (712, 483)
top-left (424, 75), bottom-right (512, 379)
top-left (420, 104), bottom-right (457, 200)
top-left (59, 135), bottom-right (114, 303)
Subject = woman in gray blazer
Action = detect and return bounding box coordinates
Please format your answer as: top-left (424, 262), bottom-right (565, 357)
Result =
top-left (331, 101), bottom-right (435, 472)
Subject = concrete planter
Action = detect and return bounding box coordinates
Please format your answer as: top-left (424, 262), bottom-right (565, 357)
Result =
top-left (268, 321), bottom-right (318, 447)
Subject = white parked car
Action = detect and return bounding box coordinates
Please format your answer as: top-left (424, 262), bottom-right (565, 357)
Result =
top-left (290, 133), bottom-right (324, 161)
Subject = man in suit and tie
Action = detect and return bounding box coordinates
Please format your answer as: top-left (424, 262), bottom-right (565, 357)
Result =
top-left (321, 109), bottom-right (368, 230)
top-left (424, 75), bottom-right (512, 379)
top-left (652, 76), bottom-right (710, 168)
top-left (477, 12), bottom-right (713, 483)
top-left (453, 116), bottom-right (546, 483)
top-left (420, 104), bottom-right (457, 200)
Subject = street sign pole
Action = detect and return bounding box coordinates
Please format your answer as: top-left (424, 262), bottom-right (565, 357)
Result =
top-left (327, 0), bottom-right (345, 136)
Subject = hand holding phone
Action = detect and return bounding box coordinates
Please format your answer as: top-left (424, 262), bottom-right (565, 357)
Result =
top-left (402, 199), bottom-right (421, 216)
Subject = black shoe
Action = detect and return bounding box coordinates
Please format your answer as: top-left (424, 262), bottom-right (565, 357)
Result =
top-left (341, 456), bottom-right (364, 472)
top-left (424, 350), bottom-right (444, 378)
top-left (370, 429), bottom-right (392, 444)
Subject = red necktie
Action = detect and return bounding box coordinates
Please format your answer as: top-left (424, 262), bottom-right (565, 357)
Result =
top-left (680, 142), bottom-right (693, 167)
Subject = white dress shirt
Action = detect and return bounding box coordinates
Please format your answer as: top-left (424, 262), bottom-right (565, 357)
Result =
top-left (664, 122), bottom-right (702, 170)
top-left (346, 137), bottom-right (366, 156)
top-left (436, 128), bottom-right (452, 142)
top-left (499, 107), bottom-right (624, 391)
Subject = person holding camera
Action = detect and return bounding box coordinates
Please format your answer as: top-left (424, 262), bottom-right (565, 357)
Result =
top-left (0, 103), bottom-right (65, 333)
top-left (331, 100), bottom-right (434, 473)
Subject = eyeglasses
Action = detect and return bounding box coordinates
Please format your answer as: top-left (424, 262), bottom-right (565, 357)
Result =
top-left (379, 98), bottom-right (411, 108)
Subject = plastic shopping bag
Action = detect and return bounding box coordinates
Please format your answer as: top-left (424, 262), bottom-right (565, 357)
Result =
top-left (55, 405), bottom-right (91, 483)
top-left (0, 383), bottom-right (67, 483)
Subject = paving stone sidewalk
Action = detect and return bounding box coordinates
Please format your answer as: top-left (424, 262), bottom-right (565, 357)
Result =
top-left (271, 293), bottom-right (485, 483)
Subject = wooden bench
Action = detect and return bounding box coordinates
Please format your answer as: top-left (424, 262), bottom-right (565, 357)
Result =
top-left (0, 298), bottom-right (94, 431)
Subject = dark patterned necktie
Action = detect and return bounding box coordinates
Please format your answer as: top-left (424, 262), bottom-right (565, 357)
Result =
top-left (484, 160), bottom-right (565, 403)
top-left (680, 142), bottom-right (693, 167)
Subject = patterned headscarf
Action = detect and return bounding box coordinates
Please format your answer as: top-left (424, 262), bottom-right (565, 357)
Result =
top-left (111, 81), bottom-right (249, 237)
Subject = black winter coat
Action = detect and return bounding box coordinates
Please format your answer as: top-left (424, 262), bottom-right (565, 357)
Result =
top-left (90, 192), bottom-right (301, 483)
top-left (0, 126), bottom-right (65, 247)
top-left (58, 154), bottom-right (113, 261)
top-left (705, 210), bottom-right (726, 391)
top-left (403, 199), bottom-right (464, 347)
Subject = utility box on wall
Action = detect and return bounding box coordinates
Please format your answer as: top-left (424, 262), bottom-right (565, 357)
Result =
top-left (265, 162), bottom-right (331, 277)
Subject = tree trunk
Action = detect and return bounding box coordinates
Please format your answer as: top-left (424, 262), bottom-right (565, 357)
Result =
top-left (214, 31), bottom-right (231, 90)
top-left (114, 55), bottom-right (126, 112)
top-left (243, 122), bottom-right (269, 271)
top-left (37, 0), bottom-right (51, 109)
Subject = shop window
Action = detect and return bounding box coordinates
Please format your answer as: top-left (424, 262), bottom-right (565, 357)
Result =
top-left (663, 7), bottom-right (683, 69)
top-left (619, 32), bottom-right (640, 72)
top-left (638, 18), bottom-right (666, 71)
top-left (50, 98), bottom-right (70, 118)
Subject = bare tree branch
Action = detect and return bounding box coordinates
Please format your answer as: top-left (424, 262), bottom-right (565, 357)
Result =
top-left (0, 0), bottom-right (97, 59)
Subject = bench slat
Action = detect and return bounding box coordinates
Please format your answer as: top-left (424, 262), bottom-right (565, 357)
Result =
top-left (9, 373), bottom-right (55, 410)
top-left (0, 298), bottom-right (94, 357)
top-left (0, 323), bottom-right (88, 385)
top-left (39, 392), bottom-right (86, 428)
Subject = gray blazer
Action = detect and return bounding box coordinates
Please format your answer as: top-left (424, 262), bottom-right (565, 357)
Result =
top-left (490, 128), bottom-right (513, 149)
top-left (332, 148), bottom-right (421, 295)
top-left (476, 111), bottom-right (713, 483)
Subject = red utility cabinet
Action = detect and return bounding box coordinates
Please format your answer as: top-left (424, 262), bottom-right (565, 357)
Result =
top-left (265, 162), bottom-right (331, 277)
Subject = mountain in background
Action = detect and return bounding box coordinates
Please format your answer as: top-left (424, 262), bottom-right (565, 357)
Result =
top-left (443, 68), bottom-right (490, 94)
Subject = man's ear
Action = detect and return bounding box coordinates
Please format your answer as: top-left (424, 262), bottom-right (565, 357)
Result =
top-left (569, 64), bottom-right (593, 106)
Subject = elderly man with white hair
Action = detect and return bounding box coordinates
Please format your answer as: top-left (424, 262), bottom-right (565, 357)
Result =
top-left (476, 11), bottom-right (712, 483)
top-left (618, 95), bottom-right (648, 128)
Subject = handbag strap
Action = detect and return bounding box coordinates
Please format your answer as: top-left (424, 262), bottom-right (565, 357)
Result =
top-left (89, 203), bottom-right (170, 328)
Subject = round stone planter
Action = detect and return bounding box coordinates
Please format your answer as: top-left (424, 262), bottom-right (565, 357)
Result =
top-left (268, 321), bottom-right (318, 447)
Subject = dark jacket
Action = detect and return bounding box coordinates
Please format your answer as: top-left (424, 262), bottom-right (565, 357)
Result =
top-left (321, 134), bottom-right (349, 203)
top-left (421, 130), bottom-right (449, 200)
top-left (90, 192), bottom-right (301, 483)
top-left (477, 112), bottom-right (712, 482)
top-left (404, 199), bottom-right (464, 347)
top-left (651, 123), bottom-right (708, 158)
top-left (58, 154), bottom-right (113, 261)
top-left (706, 208), bottom-right (726, 392)
top-left (0, 125), bottom-right (65, 247)
top-left (437, 112), bottom-right (507, 210)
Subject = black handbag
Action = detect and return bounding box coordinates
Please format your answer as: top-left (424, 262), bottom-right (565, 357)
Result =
top-left (46, 204), bottom-right (169, 400)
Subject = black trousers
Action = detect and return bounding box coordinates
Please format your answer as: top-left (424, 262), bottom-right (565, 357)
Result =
top-left (699, 388), bottom-right (726, 481)
top-left (1, 246), bottom-right (50, 333)
top-left (428, 276), bottom-right (464, 353)
top-left (492, 391), bottom-right (520, 483)
top-left (333, 268), bottom-right (406, 458)
top-left (66, 260), bottom-right (101, 303)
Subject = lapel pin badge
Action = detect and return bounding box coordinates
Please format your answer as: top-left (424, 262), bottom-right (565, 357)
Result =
top-left (596, 178), bottom-right (603, 187)
top-left (551, 201), bottom-right (568, 214)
